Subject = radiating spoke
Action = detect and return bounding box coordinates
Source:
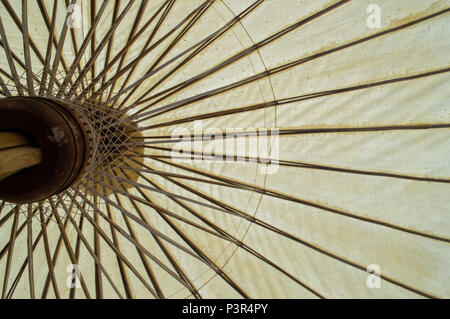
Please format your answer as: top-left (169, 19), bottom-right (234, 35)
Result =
top-left (83, 0), bottom-right (208, 102)
top-left (48, 198), bottom-right (92, 299)
top-left (97, 0), bottom-right (177, 103)
top-left (38, 202), bottom-right (61, 299)
top-left (118, 165), bottom-right (323, 298)
top-left (47, 0), bottom-right (77, 93)
top-left (148, 156), bottom-right (450, 243)
top-left (136, 66), bottom-right (450, 127)
top-left (4, 205), bottom-right (53, 299)
top-left (116, 0), bottom-right (264, 109)
top-left (67, 187), bottom-right (197, 294)
top-left (120, 6), bottom-right (450, 117)
top-left (1, 206), bottom-right (19, 298)
top-left (38, 0), bottom-right (58, 95)
top-left (0, 16), bottom-right (24, 95)
top-left (138, 158), bottom-right (439, 298)
top-left (139, 144), bottom-right (450, 184)
top-left (111, 0), bottom-right (214, 109)
top-left (105, 172), bottom-right (203, 298)
top-left (90, 0), bottom-right (172, 104)
top-left (26, 204), bottom-right (35, 298)
top-left (0, 76), bottom-right (10, 96)
top-left (21, 0), bottom-right (34, 95)
top-left (57, 0), bottom-right (109, 96)
top-left (55, 196), bottom-right (126, 299)
top-left (68, 0), bottom-right (136, 98)
top-left (122, 0), bottom-right (351, 117)
top-left (98, 0), bottom-right (123, 100)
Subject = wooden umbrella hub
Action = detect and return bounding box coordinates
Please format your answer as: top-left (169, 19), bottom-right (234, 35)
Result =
top-left (0, 97), bottom-right (95, 204)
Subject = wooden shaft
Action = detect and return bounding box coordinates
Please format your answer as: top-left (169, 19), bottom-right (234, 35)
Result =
top-left (0, 132), bottom-right (42, 181)
top-left (0, 132), bottom-right (29, 149)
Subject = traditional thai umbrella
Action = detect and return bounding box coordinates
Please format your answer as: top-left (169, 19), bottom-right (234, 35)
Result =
top-left (0, 0), bottom-right (448, 299)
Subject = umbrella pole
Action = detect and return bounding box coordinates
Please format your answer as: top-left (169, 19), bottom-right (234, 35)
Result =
top-left (0, 132), bottom-right (42, 181)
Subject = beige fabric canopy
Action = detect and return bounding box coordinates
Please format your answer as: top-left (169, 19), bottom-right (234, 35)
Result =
top-left (0, 0), bottom-right (449, 298)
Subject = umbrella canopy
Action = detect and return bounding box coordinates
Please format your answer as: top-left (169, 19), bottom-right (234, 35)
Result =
top-left (0, 0), bottom-right (449, 299)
